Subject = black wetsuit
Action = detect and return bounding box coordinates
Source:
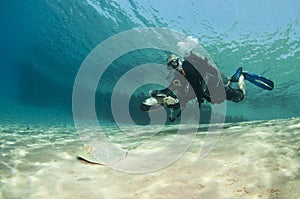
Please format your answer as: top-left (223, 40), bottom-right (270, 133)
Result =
top-left (225, 86), bottom-right (244, 102)
top-left (157, 54), bottom-right (244, 108)
top-left (179, 59), bottom-right (206, 104)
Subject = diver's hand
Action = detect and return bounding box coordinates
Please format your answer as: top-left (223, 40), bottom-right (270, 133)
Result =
top-left (164, 96), bottom-right (180, 110)
top-left (163, 96), bottom-right (179, 105)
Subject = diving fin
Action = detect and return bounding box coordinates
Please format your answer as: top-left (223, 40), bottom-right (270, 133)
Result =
top-left (230, 67), bottom-right (243, 82)
top-left (243, 72), bottom-right (274, 91)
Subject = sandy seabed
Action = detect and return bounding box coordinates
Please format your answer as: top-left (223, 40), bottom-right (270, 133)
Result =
top-left (1, 117), bottom-right (300, 199)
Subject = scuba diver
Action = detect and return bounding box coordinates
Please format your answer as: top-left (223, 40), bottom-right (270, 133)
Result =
top-left (140, 53), bottom-right (274, 122)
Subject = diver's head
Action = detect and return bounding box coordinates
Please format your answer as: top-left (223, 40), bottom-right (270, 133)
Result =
top-left (167, 54), bottom-right (182, 70)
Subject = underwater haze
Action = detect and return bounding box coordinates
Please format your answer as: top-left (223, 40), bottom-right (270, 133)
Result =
top-left (1, 1), bottom-right (300, 199)
top-left (1, 0), bottom-right (300, 123)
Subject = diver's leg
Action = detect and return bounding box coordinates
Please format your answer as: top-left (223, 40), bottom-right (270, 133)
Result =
top-left (238, 75), bottom-right (246, 96)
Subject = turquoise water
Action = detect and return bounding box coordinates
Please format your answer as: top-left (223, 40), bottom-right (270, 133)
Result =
top-left (1, 0), bottom-right (300, 123)
top-left (1, 1), bottom-right (300, 198)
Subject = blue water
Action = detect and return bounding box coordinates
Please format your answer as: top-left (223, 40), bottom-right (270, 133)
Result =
top-left (1, 2), bottom-right (300, 197)
top-left (1, 0), bottom-right (300, 124)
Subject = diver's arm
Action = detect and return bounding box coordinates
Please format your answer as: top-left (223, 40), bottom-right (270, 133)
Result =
top-left (149, 88), bottom-right (180, 109)
top-left (149, 88), bottom-right (174, 98)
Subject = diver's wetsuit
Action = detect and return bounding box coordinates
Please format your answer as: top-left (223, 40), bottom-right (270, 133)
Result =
top-left (179, 59), bottom-right (206, 104)
top-left (155, 55), bottom-right (244, 108)
top-left (225, 86), bottom-right (244, 102)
